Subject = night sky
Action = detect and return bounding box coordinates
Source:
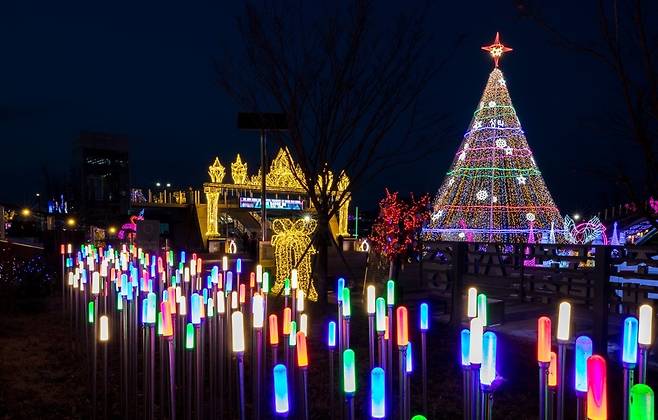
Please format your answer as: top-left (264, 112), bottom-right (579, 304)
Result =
top-left (0, 1), bottom-right (640, 215)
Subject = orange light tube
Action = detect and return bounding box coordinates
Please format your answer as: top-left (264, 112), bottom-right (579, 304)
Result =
top-left (537, 316), bottom-right (552, 363)
top-left (396, 306), bottom-right (409, 347)
top-left (269, 314), bottom-right (279, 345)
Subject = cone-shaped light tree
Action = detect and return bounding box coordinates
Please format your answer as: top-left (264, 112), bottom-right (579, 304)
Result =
top-left (425, 33), bottom-right (563, 243)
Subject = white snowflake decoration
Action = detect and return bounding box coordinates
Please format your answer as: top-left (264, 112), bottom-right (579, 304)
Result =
top-left (498, 78), bottom-right (506, 86)
top-left (488, 101), bottom-right (496, 108)
top-left (431, 211), bottom-right (442, 222)
top-left (516, 176), bottom-right (527, 185)
top-left (458, 232), bottom-right (465, 239)
top-left (504, 147), bottom-right (513, 156)
top-left (448, 178), bottom-right (455, 186)
top-left (476, 190), bottom-right (488, 201)
top-left (526, 213), bottom-right (536, 222)
top-left (464, 143), bottom-right (469, 149)
top-left (495, 138), bottom-right (507, 148)
top-left (492, 196), bottom-right (498, 203)
top-left (458, 151), bottom-right (466, 161)
top-left (473, 120), bottom-right (483, 130)
top-left (531, 157), bottom-right (536, 165)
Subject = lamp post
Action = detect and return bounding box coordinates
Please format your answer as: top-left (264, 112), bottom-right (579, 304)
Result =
top-left (237, 112), bottom-right (288, 246)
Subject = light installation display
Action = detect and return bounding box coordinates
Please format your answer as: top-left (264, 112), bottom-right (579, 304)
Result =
top-left (270, 218), bottom-right (318, 301)
top-left (203, 148), bottom-right (350, 238)
top-left (425, 33), bottom-right (563, 243)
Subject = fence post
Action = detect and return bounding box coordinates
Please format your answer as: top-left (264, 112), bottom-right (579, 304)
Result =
top-left (450, 242), bottom-right (468, 330)
top-left (592, 246), bottom-right (611, 354)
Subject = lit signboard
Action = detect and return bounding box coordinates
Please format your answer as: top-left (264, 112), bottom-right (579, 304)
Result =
top-left (239, 197), bottom-right (304, 210)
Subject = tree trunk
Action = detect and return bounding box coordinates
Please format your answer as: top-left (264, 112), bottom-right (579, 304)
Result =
top-left (314, 212), bottom-right (330, 307)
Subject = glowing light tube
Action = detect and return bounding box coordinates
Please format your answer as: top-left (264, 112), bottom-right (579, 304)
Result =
top-left (480, 331), bottom-right (497, 386)
top-left (537, 316), bottom-right (552, 363)
top-left (289, 322), bottom-right (297, 347)
top-left (269, 314), bottom-right (279, 346)
top-left (557, 301), bottom-right (571, 342)
top-left (623, 316), bottom-right (639, 365)
top-left (367, 285), bottom-right (376, 315)
top-left (461, 329), bottom-right (471, 367)
top-left (296, 289), bottom-right (305, 313)
top-left (420, 302), bottom-right (429, 331)
top-left (99, 315), bottom-right (109, 342)
top-left (328, 321), bottom-right (336, 348)
top-left (185, 323), bottom-right (195, 350)
top-left (161, 302), bottom-right (173, 337)
top-left (250, 293), bottom-right (262, 328)
top-left (283, 308), bottom-right (292, 336)
top-left (287, 268), bottom-right (297, 289)
top-left (343, 349), bottom-right (356, 394)
top-left (273, 364), bottom-right (289, 415)
top-left (548, 351), bottom-right (557, 387)
top-left (337, 278), bottom-right (345, 303)
top-left (146, 292), bottom-right (156, 324)
top-left (222, 255), bottom-right (228, 272)
top-left (639, 304), bottom-right (653, 346)
top-left (396, 306), bottom-right (409, 347)
top-left (477, 293), bottom-right (487, 326)
top-left (88, 301), bottom-right (95, 324)
top-left (406, 341), bottom-right (413, 373)
top-left (386, 280), bottom-right (395, 306)
top-left (191, 293), bottom-right (201, 325)
top-left (262, 272), bottom-right (270, 293)
top-left (300, 314), bottom-right (308, 337)
top-left (467, 287), bottom-right (478, 318)
top-left (587, 355), bottom-right (607, 420)
top-left (342, 288), bottom-right (351, 318)
top-left (574, 336), bottom-right (593, 393)
top-left (469, 317), bottom-right (484, 365)
top-left (371, 367), bottom-right (386, 418)
top-left (376, 298), bottom-right (386, 332)
top-left (232, 311), bottom-right (245, 353)
top-left (296, 331), bottom-right (308, 368)
top-left (630, 383), bottom-right (654, 420)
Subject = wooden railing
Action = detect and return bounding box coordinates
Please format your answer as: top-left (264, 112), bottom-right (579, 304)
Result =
top-left (419, 242), bottom-right (658, 353)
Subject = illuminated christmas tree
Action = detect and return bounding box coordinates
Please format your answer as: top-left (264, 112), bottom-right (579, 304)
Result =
top-left (425, 33), bottom-right (563, 243)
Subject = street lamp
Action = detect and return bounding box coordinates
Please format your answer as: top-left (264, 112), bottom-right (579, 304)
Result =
top-left (237, 112), bottom-right (288, 243)
top-left (66, 217), bottom-right (76, 227)
top-left (573, 213), bottom-right (581, 221)
top-left (155, 182), bottom-right (161, 188)
top-left (108, 226), bottom-right (117, 235)
top-left (21, 208), bottom-right (31, 217)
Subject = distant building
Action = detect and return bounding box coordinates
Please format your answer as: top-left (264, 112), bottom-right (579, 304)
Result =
top-left (72, 131), bottom-right (130, 225)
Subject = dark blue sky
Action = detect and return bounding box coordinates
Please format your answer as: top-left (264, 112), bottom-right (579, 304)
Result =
top-left (0, 1), bottom-right (636, 215)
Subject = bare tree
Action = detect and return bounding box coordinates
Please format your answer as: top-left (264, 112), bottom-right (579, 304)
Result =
top-left (517, 0), bottom-right (658, 223)
top-left (218, 0), bottom-right (460, 304)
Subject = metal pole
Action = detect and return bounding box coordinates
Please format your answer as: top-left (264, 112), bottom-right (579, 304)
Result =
top-left (260, 130), bottom-right (267, 243)
top-left (576, 393), bottom-right (586, 420)
top-left (462, 367), bottom-right (470, 420)
top-left (639, 345), bottom-right (648, 384)
top-left (471, 364), bottom-right (481, 420)
top-left (238, 352), bottom-right (246, 420)
top-left (368, 315), bottom-right (375, 372)
top-left (623, 365), bottom-right (635, 420)
top-left (399, 347), bottom-right (406, 420)
top-left (539, 362), bottom-right (549, 420)
top-left (557, 343), bottom-right (566, 420)
top-left (422, 331), bottom-right (428, 414)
